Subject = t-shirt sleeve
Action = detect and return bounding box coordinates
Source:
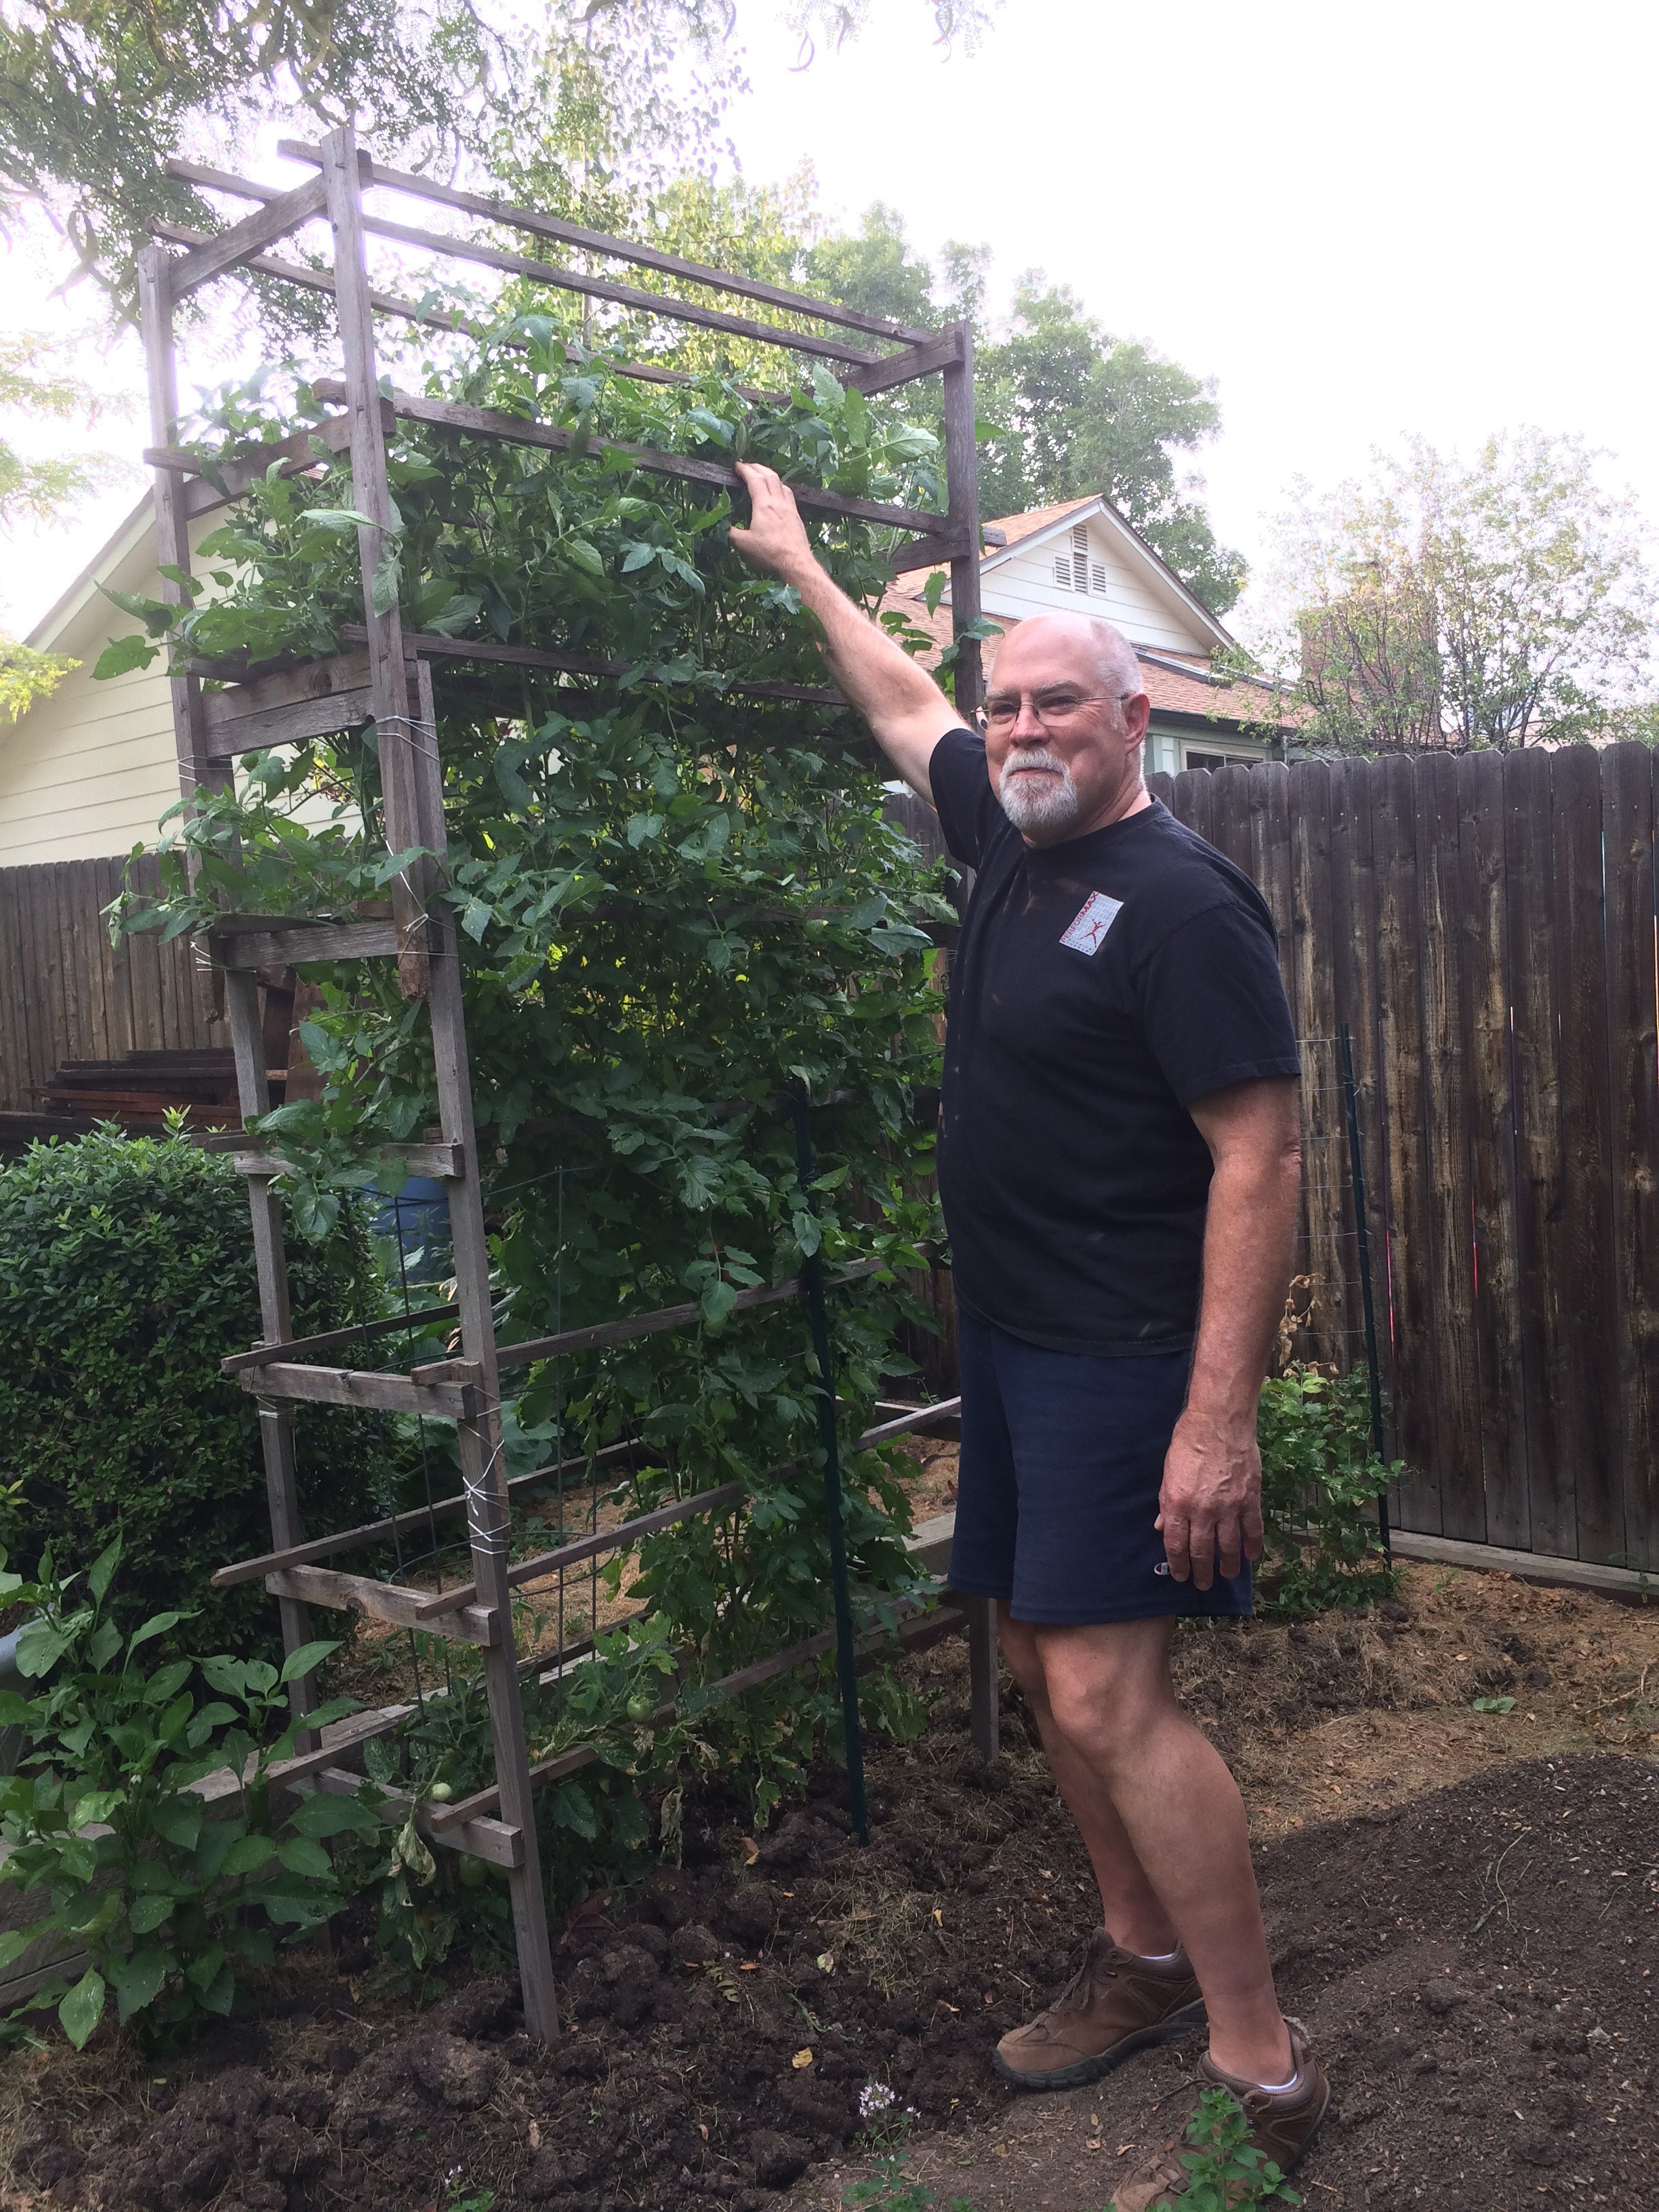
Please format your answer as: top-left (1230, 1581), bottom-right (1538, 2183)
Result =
top-left (927, 727), bottom-right (1000, 870)
top-left (1137, 896), bottom-right (1300, 1106)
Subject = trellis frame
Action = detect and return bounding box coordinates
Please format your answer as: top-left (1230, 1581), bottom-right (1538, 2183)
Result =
top-left (139, 125), bottom-right (991, 2041)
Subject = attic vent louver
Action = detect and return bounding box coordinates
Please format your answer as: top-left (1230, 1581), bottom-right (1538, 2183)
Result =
top-left (1054, 553), bottom-right (1072, 588)
top-left (1092, 561), bottom-right (1107, 594)
top-left (1071, 521), bottom-right (1090, 593)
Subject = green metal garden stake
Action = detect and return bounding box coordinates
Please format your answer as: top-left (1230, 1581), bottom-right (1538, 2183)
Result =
top-left (790, 1085), bottom-right (871, 1845)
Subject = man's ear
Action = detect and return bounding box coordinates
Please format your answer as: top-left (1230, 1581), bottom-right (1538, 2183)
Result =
top-left (1123, 689), bottom-right (1152, 743)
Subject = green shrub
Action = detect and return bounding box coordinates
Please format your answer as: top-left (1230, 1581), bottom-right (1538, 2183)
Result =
top-left (0, 1537), bottom-right (380, 2051)
top-left (1256, 1364), bottom-right (1401, 1616)
top-left (0, 1125), bottom-right (390, 1654)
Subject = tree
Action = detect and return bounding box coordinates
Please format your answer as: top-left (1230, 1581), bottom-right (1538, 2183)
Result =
top-left (0, 331), bottom-right (129, 720)
top-left (805, 216), bottom-right (1246, 613)
top-left (1273, 432), bottom-right (1657, 752)
top-left (0, 0), bottom-right (996, 321)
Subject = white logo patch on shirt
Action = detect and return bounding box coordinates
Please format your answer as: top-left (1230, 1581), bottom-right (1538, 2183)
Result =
top-left (1059, 890), bottom-right (1123, 956)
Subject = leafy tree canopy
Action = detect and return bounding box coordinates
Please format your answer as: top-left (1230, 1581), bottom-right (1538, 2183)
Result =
top-left (1265, 430), bottom-right (1658, 752)
top-left (804, 210), bottom-right (1248, 615)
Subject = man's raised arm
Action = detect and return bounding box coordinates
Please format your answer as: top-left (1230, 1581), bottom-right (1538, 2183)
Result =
top-left (728, 461), bottom-right (965, 804)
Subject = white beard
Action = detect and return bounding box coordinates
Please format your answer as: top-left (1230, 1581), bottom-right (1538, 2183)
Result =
top-left (998, 749), bottom-right (1082, 836)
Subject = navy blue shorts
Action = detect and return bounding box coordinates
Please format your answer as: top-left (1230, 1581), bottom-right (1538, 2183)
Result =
top-left (947, 1307), bottom-right (1252, 1626)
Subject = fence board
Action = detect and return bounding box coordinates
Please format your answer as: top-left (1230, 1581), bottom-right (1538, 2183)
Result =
top-left (1371, 754), bottom-right (1442, 1533)
top-left (1325, 757), bottom-right (1393, 1440)
top-left (1414, 754), bottom-right (1483, 1538)
top-left (1551, 746), bottom-right (1624, 1563)
top-left (1599, 741), bottom-right (1659, 1574)
top-left (1503, 748), bottom-right (1576, 1557)
top-left (1287, 763), bottom-right (1349, 1366)
top-left (1456, 747), bottom-right (1528, 1547)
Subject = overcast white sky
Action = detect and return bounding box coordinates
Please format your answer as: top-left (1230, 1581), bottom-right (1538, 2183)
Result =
top-left (5, 0), bottom-right (1655, 639)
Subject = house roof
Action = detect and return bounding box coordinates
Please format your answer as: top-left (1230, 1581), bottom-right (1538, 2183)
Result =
top-left (893, 490), bottom-right (1237, 657)
top-left (25, 495), bottom-right (156, 655)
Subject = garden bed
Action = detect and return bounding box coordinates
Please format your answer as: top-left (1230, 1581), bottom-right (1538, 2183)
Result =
top-left (5, 1563), bottom-right (1656, 2212)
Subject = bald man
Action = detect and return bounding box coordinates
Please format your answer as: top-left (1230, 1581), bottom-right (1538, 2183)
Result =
top-left (731, 467), bottom-right (1328, 2209)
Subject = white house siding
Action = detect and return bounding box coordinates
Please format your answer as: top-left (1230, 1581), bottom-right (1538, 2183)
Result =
top-left (3, 507), bottom-right (182, 865)
top-left (979, 519), bottom-right (1213, 657)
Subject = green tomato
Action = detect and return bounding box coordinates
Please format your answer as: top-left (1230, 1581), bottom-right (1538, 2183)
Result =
top-left (427, 1781), bottom-right (453, 1802)
top-left (456, 1853), bottom-right (489, 1889)
top-left (626, 1693), bottom-right (655, 1722)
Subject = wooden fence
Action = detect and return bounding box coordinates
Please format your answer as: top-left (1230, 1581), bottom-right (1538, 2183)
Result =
top-left (0, 857), bottom-right (213, 1113)
top-left (1147, 744), bottom-right (1659, 1576)
top-left (8, 749), bottom-right (1659, 1574)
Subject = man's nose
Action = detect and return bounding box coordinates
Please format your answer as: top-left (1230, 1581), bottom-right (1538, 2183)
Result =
top-left (1010, 701), bottom-right (1048, 739)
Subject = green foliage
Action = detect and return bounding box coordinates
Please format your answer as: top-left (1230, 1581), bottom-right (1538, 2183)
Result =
top-left (1256, 1366), bottom-right (1401, 1617)
top-left (0, 1126), bottom-right (392, 1656)
top-left (842, 2154), bottom-right (975, 2211)
top-left (1164, 2088), bottom-right (1303, 2209)
top-left (972, 276), bottom-right (1246, 613)
top-left (1271, 431), bottom-right (1658, 753)
top-left (0, 638), bottom-right (75, 721)
top-left (0, 1539), bottom-right (379, 2051)
top-left (106, 334), bottom-right (950, 1887)
top-left (802, 210), bottom-right (1244, 613)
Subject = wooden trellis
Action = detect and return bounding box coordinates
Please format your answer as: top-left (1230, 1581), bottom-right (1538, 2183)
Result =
top-left (139, 125), bottom-right (992, 2039)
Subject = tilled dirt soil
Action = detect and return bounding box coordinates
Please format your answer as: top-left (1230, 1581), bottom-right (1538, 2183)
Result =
top-left (4, 1565), bottom-right (1658, 2212)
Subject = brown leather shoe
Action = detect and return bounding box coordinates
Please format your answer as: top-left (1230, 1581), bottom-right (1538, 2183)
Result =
top-left (1107, 2016), bottom-right (1330, 2209)
top-left (993, 1931), bottom-right (1206, 2091)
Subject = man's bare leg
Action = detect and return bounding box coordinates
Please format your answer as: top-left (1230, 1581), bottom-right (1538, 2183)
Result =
top-left (999, 1607), bottom-right (1292, 2085)
top-left (998, 1607), bottom-right (1179, 1958)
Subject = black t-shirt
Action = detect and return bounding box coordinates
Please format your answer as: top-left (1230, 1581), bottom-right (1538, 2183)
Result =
top-left (930, 729), bottom-right (1299, 1357)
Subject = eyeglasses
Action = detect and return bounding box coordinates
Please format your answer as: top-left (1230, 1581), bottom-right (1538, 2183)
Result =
top-left (981, 691), bottom-right (1132, 731)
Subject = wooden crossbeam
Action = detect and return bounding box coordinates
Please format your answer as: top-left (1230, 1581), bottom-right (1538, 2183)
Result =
top-left (220, 1299), bottom-right (459, 1376)
top-left (211, 919), bottom-right (401, 966)
top-left (311, 381), bottom-right (953, 541)
top-left (152, 205), bottom-right (788, 407)
top-left (428, 1589), bottom-right (962, 1830)
top-left (168, 173), bottom-right (329, 297)
top-left (211, 1438), bottom-right (639, 1588)
top-left (234, 1361), bottom-right (479, 1418)
top-left (264, 1561), bottom-right (497, 1645)
top-left (409, 1390), bottom-right (958, 1622)
top-left (272, 141), bottom-right (936, 347)
top-left (344, 625), bottom-right (846, 708)
top-left (491, 1256), bottom-right (883, 1374)
top-left (221, 1139), bottom-right (463, 1191)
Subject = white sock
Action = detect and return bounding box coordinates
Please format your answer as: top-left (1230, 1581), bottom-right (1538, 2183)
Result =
top-left (1135, 1947), bottom-right (1180, 1964)
top-left (1252, 2067), bottom-right (1298, 2094)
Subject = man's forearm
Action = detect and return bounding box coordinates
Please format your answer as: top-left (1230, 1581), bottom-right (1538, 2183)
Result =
top-left (1185, 1152), bottom-right (1301, 1420)
top-left (790, 561), bottom-right (954, 737)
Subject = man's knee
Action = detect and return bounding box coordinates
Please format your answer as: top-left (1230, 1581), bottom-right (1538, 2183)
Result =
top-left (996, 1605), bottom-right (1045, 1698)
top-left (1035, 1622), bottom-right (1173, 1765)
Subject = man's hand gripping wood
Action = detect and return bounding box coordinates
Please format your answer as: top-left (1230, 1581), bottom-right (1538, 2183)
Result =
top-left (729, 461), bottom-right (962, 802)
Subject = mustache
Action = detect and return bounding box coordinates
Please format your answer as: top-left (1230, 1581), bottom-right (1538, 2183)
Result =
top-left (999, 747), bottom-right (1069, 783)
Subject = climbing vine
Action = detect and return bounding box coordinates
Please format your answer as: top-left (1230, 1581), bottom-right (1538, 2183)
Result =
top-left (104, 306), bottom-right (971, 1829)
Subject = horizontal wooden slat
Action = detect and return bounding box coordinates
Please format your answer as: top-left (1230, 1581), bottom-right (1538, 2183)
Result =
top-left (163, 172), bottom-right (329, 295)
top-left (203, 688), bottom-right (374, 757)
top-left (270, 141), bottom-right (936, 346)
top-left (843, 328), bottom-right (964, 396)
top-left (237, 1361), bottom-right (477, 1417)
top-left (227, 1139), bottom-right (463, 1187)
top-left (200, 652), bottom-right (374, 728)
top-left (144, 415), bottom-right (352, 512)
top-left (407, 1476), bottom-right (749, 1621)
top-left (493, 1256), bottom-right (883, 1372)
top-left (312, 381), bottom-right (951, 539)
top-left (310, 1767), bottom-right (525, 1867)
top-left (150, 209), bottom-right (787, 408)
top-left (264, 1563), bottom-right (498, 1643)
top-left (429, 1589), bottom-right (962, 1830)
top-left (409, 1393), bottom-right (960, 1621)
top-left (222, 1302), bottom-right (455, 1374)
top-left (211, 1437), bottom-right (638, 1586)
top-left (340, 626), bottom-right (849, 708)
top-left (212, 920), bottom-right (401, 967)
